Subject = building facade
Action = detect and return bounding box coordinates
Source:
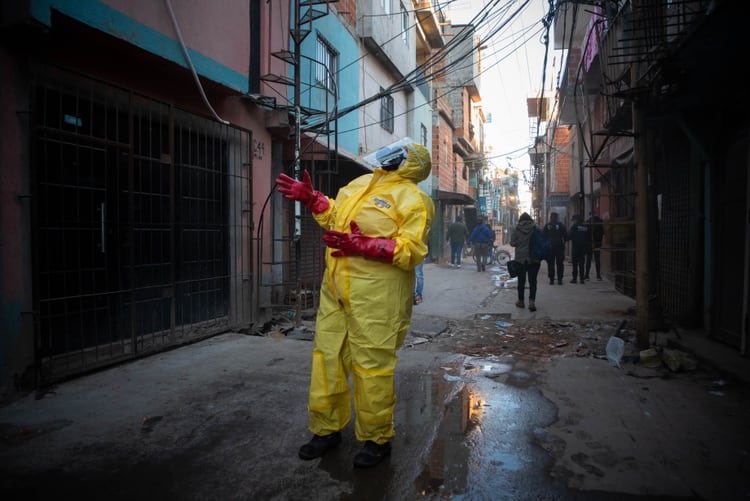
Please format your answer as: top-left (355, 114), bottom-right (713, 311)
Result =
top-left (0, 0), bottom-right (293, 392)
top-left (547, 0), bottom-right (749, 354)
top-left (0, 0), bottom-right (488, 396)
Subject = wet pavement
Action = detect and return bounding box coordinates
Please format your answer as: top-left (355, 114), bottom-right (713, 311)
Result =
top-left (2, 259), bottom-right (750, 500)
top-left (413, 362), bottom-right (570, 500)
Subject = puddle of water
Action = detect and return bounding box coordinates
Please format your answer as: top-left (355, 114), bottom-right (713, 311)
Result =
top-left (413, 370), bottom-right (568, 500)
top-left (310, 357), bottom-right (573, 500)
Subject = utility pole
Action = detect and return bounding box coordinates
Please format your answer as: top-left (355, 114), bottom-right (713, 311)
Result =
top-left (292, 0), bottom-right (303, 325)
top-left (293, 0), bottom-right (303, 241)
top-left (632, 0), bottom-right (650, 349)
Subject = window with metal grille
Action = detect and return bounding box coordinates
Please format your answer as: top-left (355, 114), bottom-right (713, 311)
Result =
top-left (380, 88), bottom-right (394, 132)
top-left (316, 36), bottom-right (337, 92)
top-left (420, 123), bottom-right (428, 146)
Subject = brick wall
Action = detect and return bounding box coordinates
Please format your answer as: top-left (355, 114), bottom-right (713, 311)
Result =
top-left (433, 95), bottom-right (455, 193)
top-left (552, 126), bottom-right (571, 193)
top-left (334, 0), bottom-right (357, 27)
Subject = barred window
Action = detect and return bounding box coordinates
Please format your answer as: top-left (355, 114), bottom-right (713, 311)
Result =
top-left (420, 123), bottom-right (428, 146)
top-left (380, 88), bottom-right (394, 132)
top-left (316, 36), bottom-right (337, 92)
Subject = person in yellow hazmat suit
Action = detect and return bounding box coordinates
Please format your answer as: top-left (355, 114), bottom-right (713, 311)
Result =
top-left (275, 139), bottom-right (434, 468)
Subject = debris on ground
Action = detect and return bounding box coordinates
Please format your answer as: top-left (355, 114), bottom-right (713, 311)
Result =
top-left (253, 310), bottom-right (702, 377)
top-left (409, 317), bottom-right (626, 361)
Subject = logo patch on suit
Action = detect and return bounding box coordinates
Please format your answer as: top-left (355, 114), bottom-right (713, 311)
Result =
top-left (373, 197), bottom-right (391, 209)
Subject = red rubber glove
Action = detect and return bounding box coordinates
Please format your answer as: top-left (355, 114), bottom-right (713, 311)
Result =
top-left (323, 221), bottom-right (396, 263)
top-left (274, 170), bottom-right (330, 213)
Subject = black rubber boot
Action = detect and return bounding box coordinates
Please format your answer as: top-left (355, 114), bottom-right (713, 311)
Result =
top-left (353, 440), bottom-right (391, 468)
top-left (298, 432), bottom-right (342, 460)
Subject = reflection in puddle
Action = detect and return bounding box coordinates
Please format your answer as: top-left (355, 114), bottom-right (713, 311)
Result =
top-left (414, 383), bottom-right (477, 498)
top-left (414, 365), bottom-right (559, 499)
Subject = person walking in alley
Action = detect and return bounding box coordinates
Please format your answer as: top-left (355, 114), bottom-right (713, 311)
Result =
top-left (542, 212), bottom-right (567, 285)
top-left (468, 216), bottom-right (494, 272)
top-left (510, 212), bottom-right (541, 311)
top-left (446, 216), bottom-right (469, 268)
top-left (275, 139), bottom-right (434, 468)
top-left (585, 212), bottom-right (604, 280)
top-left (568, 214), bottom-right (591, 284)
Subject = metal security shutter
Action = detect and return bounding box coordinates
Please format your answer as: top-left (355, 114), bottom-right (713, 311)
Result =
top-left (32, 72), bottom-right (251, 383)
top-left (657, 159), bottom-right (693, 322)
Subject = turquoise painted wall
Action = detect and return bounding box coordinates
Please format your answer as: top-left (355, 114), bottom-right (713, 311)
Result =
top-left (30, 0), bottom-right (247, 92)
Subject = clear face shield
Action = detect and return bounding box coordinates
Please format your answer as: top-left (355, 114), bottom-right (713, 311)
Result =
top-left (363, 137), bottom-right (414, 171)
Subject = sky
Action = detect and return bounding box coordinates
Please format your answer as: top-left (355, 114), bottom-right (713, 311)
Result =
top-left (441, 0), bottom-right (557, 207)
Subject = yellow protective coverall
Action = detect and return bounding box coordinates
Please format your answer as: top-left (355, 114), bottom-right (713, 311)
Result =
top-left (309, 143), bottom-right (435, 444)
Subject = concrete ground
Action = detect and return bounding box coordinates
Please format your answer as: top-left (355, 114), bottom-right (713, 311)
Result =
top-left (1, 259), bottom-right (749, 500)
top-left (411, 259), bottom-right (750, 499)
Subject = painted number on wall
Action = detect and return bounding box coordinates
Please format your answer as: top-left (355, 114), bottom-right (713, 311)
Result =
top-left (253, 138), bottom-right (265, 160)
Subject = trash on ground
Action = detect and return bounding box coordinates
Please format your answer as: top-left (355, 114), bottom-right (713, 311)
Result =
top-left (495, 320), bottom-right (513, 328)
top-left (639, 347), bottom-right (661, 368)
top-left (496, 277), bottom-right (518, 289)
top-left (442, 373), bottom-right (476, 383)
top-left (661, 347), bottom-right (698, 372)
top-left (606, 336), bottom-right (625, 367)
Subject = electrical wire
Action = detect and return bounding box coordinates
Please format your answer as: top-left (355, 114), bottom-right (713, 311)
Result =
top-left (331, 0), bottom-right (533, 125)
top-left (336, 4), bottom-right (543, 137)
top-left (267, 0), bottom-right (502, 123)
top-left (164, 0), bottom-right (230, 125)
top-left (265, 0), bottom-right (549, 169)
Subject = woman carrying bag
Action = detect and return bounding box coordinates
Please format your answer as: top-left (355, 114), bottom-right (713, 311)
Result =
top-left (510, 212), bottom-right (541, 312)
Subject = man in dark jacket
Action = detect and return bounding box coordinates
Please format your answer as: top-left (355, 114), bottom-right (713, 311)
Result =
top-left (542, 212), bottom-right (567, 285)
top-left (468, 216), bottom-right (494, 272)
top-left (568, 214), bottom-right (591, 284)
top-left (446, 217), bottom-right (469, 268)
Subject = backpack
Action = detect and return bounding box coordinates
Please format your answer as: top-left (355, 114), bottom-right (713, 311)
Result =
top-left (530, 226), bottom-right (552, 261)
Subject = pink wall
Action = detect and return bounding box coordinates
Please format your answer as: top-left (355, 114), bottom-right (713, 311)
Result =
top-left (102, 0), bottom-right (291, 286)
top-left (261, 0), bottom-right (292, 94)
top-left (0, 50), bottom-right (27, 312)
top-left (102, 0), bottom-right (251, 77)
top-left (0, 46), bottom-right (34, 394)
